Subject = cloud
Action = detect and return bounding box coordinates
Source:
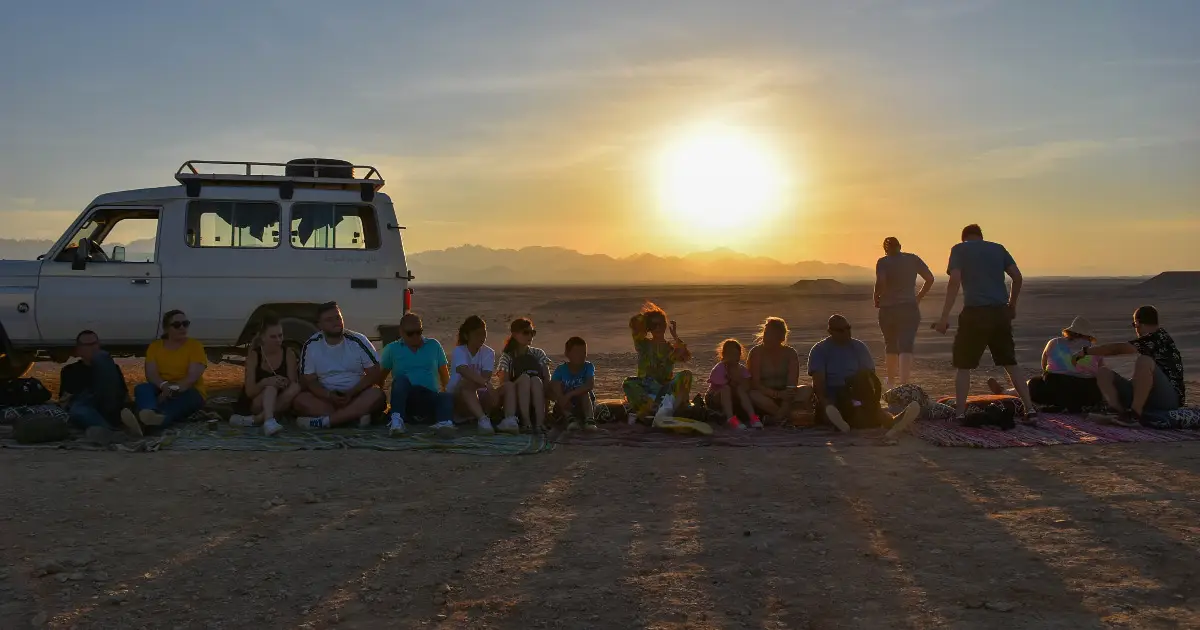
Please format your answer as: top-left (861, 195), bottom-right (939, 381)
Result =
top-left (367, 56), bottom-right (820, 101)
top-left (902, 0), bottom-right (996, 22)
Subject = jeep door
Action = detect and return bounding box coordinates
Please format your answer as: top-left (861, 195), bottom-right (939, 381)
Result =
top-left (36, 207), bottom-right (163, 346)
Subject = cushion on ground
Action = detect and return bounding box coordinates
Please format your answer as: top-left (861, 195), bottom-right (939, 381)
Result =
top-left (936, 394), bottom-right (1027, 417)
top-left (2, 404), bottom-right (69, 425)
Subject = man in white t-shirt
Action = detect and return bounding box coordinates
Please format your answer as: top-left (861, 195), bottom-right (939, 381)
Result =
top-left (293, 302), bottom-right (386, 428)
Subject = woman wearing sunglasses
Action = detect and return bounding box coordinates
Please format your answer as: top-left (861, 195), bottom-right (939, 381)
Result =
top-left (127, 309), bottom-right (208, 435)
top-left (496, 318), bottom-right (552, 432)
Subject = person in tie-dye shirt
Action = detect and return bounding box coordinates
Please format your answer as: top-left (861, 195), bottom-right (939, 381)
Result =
top-left (622, 302), bottom-right (693, 422)
top-left (988, 316), bottom-right (1104, 412)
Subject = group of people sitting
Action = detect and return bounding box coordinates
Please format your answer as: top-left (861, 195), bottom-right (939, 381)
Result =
top-left (54, 223), bottom-right (1188, 440)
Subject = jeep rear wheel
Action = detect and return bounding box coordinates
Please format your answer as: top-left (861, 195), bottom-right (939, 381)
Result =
top-left (279, 317), bottom-right (319, 354)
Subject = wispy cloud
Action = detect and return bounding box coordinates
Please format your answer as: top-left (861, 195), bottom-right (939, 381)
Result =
top-left (902, 0), bottom-right (996, 23)
top-left (366, 56), bottom-right (820, 101)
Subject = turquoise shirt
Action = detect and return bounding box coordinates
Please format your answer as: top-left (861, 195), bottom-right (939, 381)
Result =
top-left (380, 338), bottom-right (448, 391)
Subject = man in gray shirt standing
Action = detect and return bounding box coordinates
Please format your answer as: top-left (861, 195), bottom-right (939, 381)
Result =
top-left (933, 224), bottom-right (1036, 421)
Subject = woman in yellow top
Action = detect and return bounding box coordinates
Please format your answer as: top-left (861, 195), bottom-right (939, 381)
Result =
top-left (126, 309), bottom-right (208, 435)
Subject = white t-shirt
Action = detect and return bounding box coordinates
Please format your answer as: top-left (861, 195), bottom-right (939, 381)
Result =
top-left (300, 330), bottom-right (379, 392)
top-left (448, 344), bottom-right (496, 393)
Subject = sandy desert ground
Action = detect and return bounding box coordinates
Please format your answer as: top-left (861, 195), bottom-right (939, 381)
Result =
top-left (4, 280), bottom-right (1200, 629)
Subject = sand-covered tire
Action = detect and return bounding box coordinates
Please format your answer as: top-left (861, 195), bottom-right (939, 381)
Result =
top-left (279, 317), bottom-right (318, 353)
top-left (0, 353), bottom-right (34, 380)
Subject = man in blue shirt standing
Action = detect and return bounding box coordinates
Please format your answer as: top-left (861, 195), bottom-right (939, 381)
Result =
top-left (808, 314), bottom-right (920, 436)
top-left (380, 313), bottom-right (454, 436)
top-left (933, 224), bottom-right (1035, 421)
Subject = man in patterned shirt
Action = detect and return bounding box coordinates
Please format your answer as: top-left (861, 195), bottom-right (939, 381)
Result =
top-left (1073, 305), bottom-right (1184, 425)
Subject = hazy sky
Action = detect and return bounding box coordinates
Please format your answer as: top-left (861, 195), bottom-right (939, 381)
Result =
top-left (2, 0), bottom-right (1198, 276)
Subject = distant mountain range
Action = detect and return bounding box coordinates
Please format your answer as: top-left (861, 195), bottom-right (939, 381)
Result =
top-left (407, 245), bottom-right (873, 284)
top-left (0, 239), bottom-right (872, 284)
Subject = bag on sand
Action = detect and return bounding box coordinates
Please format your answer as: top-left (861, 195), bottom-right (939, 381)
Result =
top-left (0, 378), bottom-right (52, 407)
top-left (13, 410), bottom-right (69, 444)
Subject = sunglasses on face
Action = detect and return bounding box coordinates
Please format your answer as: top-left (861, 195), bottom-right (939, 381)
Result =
top-left (170, 320), bottom-right (191, 329)
top-left (403, 328), bottom-right (423, 337)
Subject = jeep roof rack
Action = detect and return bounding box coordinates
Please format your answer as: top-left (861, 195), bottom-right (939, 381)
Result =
top-left (174, 159), bottom-right (386, 202)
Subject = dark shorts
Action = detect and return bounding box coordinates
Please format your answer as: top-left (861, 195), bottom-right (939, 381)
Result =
top-left (878, 303), bottom-right (921, 354)
top-left (1113, 365), bottom-right (1181, 412)
top-left (952, 306), bottom-right (1016, 369)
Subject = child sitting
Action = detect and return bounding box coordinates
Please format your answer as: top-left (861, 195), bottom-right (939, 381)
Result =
top-left (706, 339), bottom-right (762, 430)
top-left (622, 302), bottom-right (693, 423)
top-left (549, 336), bottom-right (598, 432)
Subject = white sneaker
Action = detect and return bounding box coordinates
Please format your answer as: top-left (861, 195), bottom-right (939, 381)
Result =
top-left (432, 419), bottom-right (456, 438)
top-left (496, 416), bottom-right (520, 434)
top-left (628, 413), bottom-right (639, 425)
top-left (297, 416), bottom-right (326, 430)
top-left (388, 413), bottom-right (406, 436)
top-left (655, 395), bottom-right (676, 420)
top-left (263, 418), bottom-right (284, 436)
top-left (824, 405), bottom-right (851, 433)
top-left (884, 402), bottom-right (920, 440)
top-left (477, 417), bottom-right (495, 435)
top-left (229, 414), bottom-right (257, 427)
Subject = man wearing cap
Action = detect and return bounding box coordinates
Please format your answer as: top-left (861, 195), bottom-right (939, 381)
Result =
top-left (933, 224), bottom-right (1036, 421)
top-left (1072, 305), bottom-right (1185, 426)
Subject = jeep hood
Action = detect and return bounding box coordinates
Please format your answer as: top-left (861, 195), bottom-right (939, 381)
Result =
top-left (0, 260), bottom-right (42, 283)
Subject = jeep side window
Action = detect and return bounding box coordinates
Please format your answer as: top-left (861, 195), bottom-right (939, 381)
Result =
top-left (290, 203), bottom-right (380, 250)
top-left (53, 208), bottom-right (159, 263)
top-left (186, 201), bottom-right (281, 248)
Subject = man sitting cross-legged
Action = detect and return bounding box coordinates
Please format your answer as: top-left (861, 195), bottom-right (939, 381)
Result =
top-left (808, 314), bottom-right (919, 438)
top-left (380, 312), bottom-right (455, 437)
top-left (293, 301), bottom-right (386, 429)
top-left (1073, 305), bottom-right (1185, 426)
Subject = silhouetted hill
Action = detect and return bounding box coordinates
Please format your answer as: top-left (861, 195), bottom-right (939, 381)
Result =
top-left (407, 246), bottom-right (873, 285)
top-left (1134, 271), bottom-right (1200, 295)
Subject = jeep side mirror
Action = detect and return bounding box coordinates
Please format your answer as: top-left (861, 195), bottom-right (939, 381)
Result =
top-left (112, 246), bottom-right (126, 262)
top-left (72, 240), bottom-right (90, 271)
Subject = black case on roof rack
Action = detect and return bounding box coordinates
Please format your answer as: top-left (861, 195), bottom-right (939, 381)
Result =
top-left (174, 158), bottom-right (385, 202)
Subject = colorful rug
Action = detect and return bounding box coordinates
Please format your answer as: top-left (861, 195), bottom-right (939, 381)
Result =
top-left (910, 413), bottom-right (1200, 448)
top-left (550, 422), bottom-right (891, 448)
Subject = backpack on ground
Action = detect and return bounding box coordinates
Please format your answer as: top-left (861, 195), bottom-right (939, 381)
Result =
top-left (0, 378), bottom-right (52, 407)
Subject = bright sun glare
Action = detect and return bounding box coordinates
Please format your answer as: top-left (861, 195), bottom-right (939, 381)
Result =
top-left (655, 123), bottom-right (789, 233)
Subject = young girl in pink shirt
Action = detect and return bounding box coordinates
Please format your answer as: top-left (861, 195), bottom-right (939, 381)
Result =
top-left (706, 339), bottom-right (762, 430)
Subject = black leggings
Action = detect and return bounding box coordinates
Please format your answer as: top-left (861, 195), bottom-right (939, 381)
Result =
top-left (1028, 373), bottom-right (1102, 412)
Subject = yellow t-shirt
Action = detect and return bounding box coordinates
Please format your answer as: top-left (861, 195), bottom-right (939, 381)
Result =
top-left (146, 338), bottom-right (209, 398)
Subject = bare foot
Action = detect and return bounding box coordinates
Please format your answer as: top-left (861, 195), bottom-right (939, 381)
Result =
top-left (986, 378), bottom-right (1006, 395)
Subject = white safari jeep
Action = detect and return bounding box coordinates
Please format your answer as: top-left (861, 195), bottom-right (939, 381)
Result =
top-left (0, 158), bottom-right (413, 379)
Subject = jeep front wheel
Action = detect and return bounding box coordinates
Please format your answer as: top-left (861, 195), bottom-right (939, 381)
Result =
top-left (0, 353), bottom-right (34, 380)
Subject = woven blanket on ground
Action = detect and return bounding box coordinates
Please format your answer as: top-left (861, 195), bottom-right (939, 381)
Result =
top-left (142, 423), bottom-right (555, 455)
top-left (551, 422), bottom-right (891, 448)
top-left (910, 413), bottom-right (1200, 448)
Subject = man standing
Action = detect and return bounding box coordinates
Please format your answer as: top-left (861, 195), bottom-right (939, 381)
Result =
top-left (1072, 305), bottom-right (1184, 426)
top-left (379, 313), bottom-right (454, 436)
top-left (59, 330), bottom-right (136, 436)
top-left (933, 224), bottom-right (1035, 420)
top-left (293, 302), bottom-right (386, 429)
top-left (807, 315), bottom-right (919, 437)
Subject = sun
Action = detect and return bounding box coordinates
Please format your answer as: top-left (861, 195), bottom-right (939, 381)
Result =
top-left (654, 123), bottom-right (790, 232)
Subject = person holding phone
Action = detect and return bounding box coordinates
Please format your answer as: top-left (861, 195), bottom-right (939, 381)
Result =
top-left (293, 302), bottom-right (387, 429)
top-left (622, 302), bottom-right (693, 423)
top-left (229, 313), bottom-right (298, 436)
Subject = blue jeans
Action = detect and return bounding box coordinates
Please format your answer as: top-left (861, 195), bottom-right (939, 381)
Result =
top-left (68, 394), bottom-right (112, 430)
top-left (389, 375), bottom-right (453, 424)
top-left (133, 383), bottom-right (205, 427)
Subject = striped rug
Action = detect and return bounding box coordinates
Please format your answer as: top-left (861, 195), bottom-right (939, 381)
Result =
top-left (910, 413), bottom-right (1200, 448)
